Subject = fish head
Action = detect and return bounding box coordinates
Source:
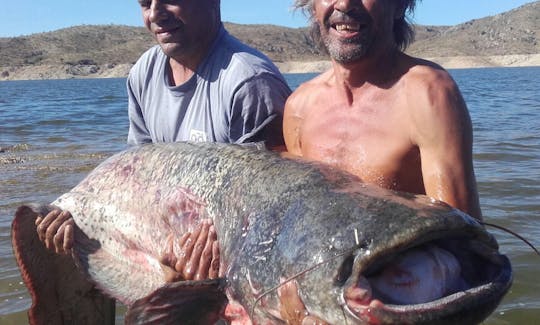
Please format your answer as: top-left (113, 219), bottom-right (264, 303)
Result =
top-left (279, 190), bottom-right (512, 325)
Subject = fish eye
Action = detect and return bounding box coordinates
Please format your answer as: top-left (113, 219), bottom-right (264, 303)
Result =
top-left (334, 254), bottom-right (354, 286)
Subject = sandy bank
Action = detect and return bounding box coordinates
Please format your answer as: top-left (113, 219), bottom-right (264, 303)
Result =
top-left (275, 54), bottom-right (540, 73)
top-left (423, 54), bottom-right (540, 70)
top-left (0, 64), bottom-right (133, 81)
top-left (1, 54), bottom-right (539, 81)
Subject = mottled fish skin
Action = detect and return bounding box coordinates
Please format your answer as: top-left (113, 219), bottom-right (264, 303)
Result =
top-left (13, 142), bottom-right (512, 324)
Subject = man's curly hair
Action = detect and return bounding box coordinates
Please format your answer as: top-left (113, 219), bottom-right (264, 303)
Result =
top-left (293, 0), bottom-right (418, 51)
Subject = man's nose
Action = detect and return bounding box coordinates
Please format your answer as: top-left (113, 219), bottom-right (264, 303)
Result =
top-left (334, 0), bottom-right (362, 13)
top-left (148, 0), bottom-right (168, 22)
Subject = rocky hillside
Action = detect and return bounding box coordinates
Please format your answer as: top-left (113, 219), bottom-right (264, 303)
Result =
top-left (409, 2), bottom-right (539, 57)
top-left (0, 1), bottom-right (538, 80)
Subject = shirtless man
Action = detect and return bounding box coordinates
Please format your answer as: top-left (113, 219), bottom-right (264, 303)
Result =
top-left (277, 0), bottom-right (482, 322)
top-left (284, 0), bottom-right (481, 220)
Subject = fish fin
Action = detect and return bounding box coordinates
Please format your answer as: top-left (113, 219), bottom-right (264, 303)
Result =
top-left (125, 278), bottom-right (228, 325)
top-left (11, 205), bottom-right (115, 325)
top-left (72, 225), bottom-right (168, 305)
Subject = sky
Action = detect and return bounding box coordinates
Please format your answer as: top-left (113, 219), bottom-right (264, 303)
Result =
top-left (0, 0), bottom-right (536, 38)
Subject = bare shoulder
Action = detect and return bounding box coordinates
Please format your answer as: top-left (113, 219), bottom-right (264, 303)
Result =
top-left (400, 57), bottom-right (471, 141)
top-left (402, 58), bottom-right (467, 117)
top-left (404, 58), bottom-right (458, 94)
top-left (283, 70), bottom-right (333, 155)
top-left (285, 70), bottom-right (333, 115)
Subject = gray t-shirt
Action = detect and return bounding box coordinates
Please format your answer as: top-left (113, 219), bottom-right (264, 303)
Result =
top-left (127, 25), bottom-right (291, 147)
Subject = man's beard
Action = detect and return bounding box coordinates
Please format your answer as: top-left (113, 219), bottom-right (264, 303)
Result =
top-left (311, 20), bottom-right (373, 64)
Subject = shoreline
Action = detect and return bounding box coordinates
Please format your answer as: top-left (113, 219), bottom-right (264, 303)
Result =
top-left (1, 54), bottom-right (539, 81)
top-left (275, 53), bottom-right (540, 73)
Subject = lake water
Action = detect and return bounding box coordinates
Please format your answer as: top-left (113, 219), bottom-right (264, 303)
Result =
top-left (1, 68), bottom-right (539, 324)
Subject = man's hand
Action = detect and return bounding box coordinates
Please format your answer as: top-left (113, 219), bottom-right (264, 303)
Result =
top-left (278, 280), bottom-right (330, 325)
top-left (35, 209), bottom-right (75, 255)
top-left (161, 219), bottom-right (220, 282)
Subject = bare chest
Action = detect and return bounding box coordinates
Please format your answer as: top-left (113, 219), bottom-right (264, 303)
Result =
top-left (298, 102), bottom-right (422, 191)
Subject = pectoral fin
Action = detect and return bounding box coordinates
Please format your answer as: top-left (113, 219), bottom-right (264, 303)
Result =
top-left (125, 278), bottom-right (228, 325)
top-left (11, 205), bottom-right (115, 325)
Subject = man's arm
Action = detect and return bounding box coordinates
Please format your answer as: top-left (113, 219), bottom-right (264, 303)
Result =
top-left (283, 87), bottom-right (307, 156)
top-left (126, 76), bottom-right (152, 145)
top-left (228, 74), bottom-right (291, 150)
top-left (410, 68), bottom-right (482, 220)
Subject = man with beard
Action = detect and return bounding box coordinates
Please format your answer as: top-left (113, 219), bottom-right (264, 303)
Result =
top-left (35, 0), bottom-right (290, 282)
top-left (284, 0), bottom-right (481, 220)
top-left (278, 0), bottom-right (482, 322)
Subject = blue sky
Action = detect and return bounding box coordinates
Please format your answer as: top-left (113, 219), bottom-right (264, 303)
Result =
top-left (0, 0), bottom-right (536, 37)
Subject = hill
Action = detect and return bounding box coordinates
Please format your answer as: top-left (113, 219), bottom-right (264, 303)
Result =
top-left (0, 1), bottom-right (538, 80)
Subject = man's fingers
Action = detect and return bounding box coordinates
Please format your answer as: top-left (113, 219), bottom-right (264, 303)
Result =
top-left (174, 232), bottom-right (192, 273)
top-left (162, 263), bottom-right (183, 282)
top-left (54, 224), bottom-right (66, 254)
top-left (183, 221), bottom-right (205, 257)
top-left (36, 209), bottom-right (61, 242)
top-left (184, 221), bottom-right (211, 280)
top-left (44, 211), bottom-right (72, 250)
top-left (173, 219), bottom-right (220, 281)
top-left (301, 316), bottom-right (330, 325)
top-left (194, 224), bottom-right (217, 280)
top-left (209, 240), bottom-right (220, 279)
top-left (159, 234), bottom-right (178, 268)
top-left (178, 231), bottom-right (190, 247)
top-left (63, 224), bottom-right (74, 254)
top-left (278, 280), bottom-right (307, 325)
top-left (53, 219), bottom-right (75, 254)
top-left (278, 280), bottom-right (330, 325)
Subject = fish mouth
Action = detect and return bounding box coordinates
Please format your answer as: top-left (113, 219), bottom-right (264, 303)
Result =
top-left (341, 231), bottom-right (513, 324)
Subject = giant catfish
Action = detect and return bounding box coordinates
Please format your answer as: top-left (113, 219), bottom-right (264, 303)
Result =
top-left (12, 142), bottom-right (512, 324)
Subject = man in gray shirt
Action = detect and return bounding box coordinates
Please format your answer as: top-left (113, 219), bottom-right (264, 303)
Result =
top-left (37, 0), bottom-right (290, 282)
top-left (126, 0), bottom-right (292, 281)
top-left (127, 24), bottom-right (290, 148)
top-left (128, 0), bottom-right (290, 148)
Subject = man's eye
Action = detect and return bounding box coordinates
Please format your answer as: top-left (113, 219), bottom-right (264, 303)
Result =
top-left (138, 0), bottom-right (151, 7)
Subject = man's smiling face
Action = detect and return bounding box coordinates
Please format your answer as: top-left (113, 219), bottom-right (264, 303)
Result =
top-left (312, 0), bottom-right (400, 64)
top-left (139, 0), bottom-right (220, 62)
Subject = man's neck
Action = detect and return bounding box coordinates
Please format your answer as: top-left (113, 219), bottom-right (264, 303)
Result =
top-left (331, 48), bottom-right (403, 89)
top-left (168, 59), bottom-right (197, 86)
top-left (327, 48), bottom-right (405, 106)
top-left (168, 24), bottom-right (222, 86)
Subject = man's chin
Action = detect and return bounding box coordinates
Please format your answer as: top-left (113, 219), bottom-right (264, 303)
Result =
top-left (323, 38), bottom-right (369, 64)
top-left (328, 48), bottom-right (367, 64)
top-left (158, 43), bottom-right (186, 58)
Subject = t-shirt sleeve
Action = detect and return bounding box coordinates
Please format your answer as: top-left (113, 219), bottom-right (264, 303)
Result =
top-left (126, 76), bottom-right (152, 145)
top-left (228, 73), bottom-right (291, 147)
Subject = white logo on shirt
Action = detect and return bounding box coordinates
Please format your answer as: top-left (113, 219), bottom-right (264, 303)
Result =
top-left (189, 129), bottom-right (208, 142)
